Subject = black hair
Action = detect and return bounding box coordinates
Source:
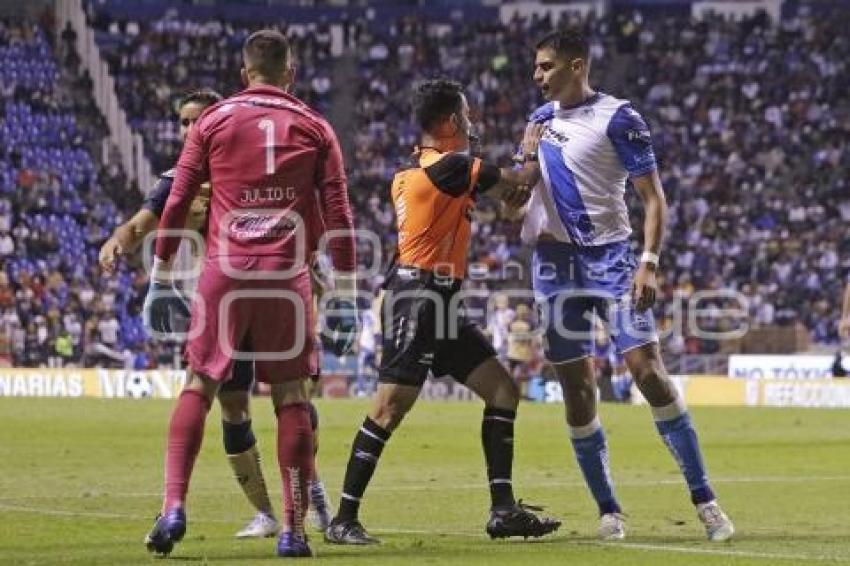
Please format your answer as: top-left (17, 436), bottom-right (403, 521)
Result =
top-left (412, 79), bottom-right (464, 133)
top-left (178, 89), bottom-right (223, 110)
top-left (535, 29), bottom-right (590, 60)
top-left (243, 29), bottom-right (291, 78)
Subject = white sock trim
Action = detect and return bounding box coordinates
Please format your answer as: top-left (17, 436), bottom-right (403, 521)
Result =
top-left (569, 416), bottom-right (602, 439)
top-left (651, 395), bottom-right (687, 422)
top-left (359, 426), bottom-right (386, 444)
top-left (489, 479), bottom-right (512, 485)
top-left (484, 415), bottom-right (514, 424)
top-left (547, 354), bottom-right (591, 365)
top-left (340, 493), bottom-right (360, 502)
top-left (696, 499), bottom-right (718, 511)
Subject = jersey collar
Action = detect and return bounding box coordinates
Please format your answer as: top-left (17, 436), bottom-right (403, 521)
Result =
top-left (239, 84), bottom-right (298, 100)
top-left (554, 92), bottom-right (602, 112)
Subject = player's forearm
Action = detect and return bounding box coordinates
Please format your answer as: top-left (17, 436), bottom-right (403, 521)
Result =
top-left (632, 173), bottom-right (667, 256)
top-left (486, 162), bottom-right (540, 202)
top-left (155, 122), bottom-right (208, 261)
top-left (154, 201), bottom-right (192, 260)
top-left (501, 201), bottom-right (527, 221)
top-left (642, 192), bottom-right (666, 255)
top-left (154, 173), bottom-right (201, 260)
top-left (321, 184), bottom-right (358, 305)
top-left (500, 162), bottom-right (540, 190)
top-left (327, 228), bottom-right (356, 275)
top-left (320, 179), bottom-right (357, 273)
top-left (115, 209), bottom-right (159, 253)
top-left (317, 128), bottom-right (356, 273)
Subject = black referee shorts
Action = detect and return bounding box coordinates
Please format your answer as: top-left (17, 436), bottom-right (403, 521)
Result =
top-left (378, 266), bottom-right (496, 387)
top-left (220, 358), bottom-right (254, 392)
top-left (219, 347), bottom-right (319, 392)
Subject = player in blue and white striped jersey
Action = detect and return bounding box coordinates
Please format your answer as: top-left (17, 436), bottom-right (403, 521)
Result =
top-left (513, 29), bottom-right (734, 542)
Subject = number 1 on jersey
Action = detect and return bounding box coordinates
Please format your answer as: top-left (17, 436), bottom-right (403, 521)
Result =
top-left (258, 118), bottom-right (275, 175)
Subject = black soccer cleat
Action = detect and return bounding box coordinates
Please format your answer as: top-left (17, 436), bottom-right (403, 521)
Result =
top-left (324, 517), bottom-right (380, 545)
top-left (486, 500), bottom-right (561, 540)
top-left (144, 508), bottom-right (187, 556)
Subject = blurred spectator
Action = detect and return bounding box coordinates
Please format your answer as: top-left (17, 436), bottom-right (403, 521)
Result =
top-left (832, 351), bottom-right (847, 378)
top-left (487, 294), bottom-right (515, 361)
top-left (506, 304), bottom-right (535, 396)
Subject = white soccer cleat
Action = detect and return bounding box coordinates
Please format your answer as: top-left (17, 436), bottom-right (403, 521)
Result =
top-left (308, 479), bottom-right (332, 532)
top-left (697, 501), bottom-right (734, 542)
top-left (598, 512), bottom-right (626, 540)
top-left (235, 511), bottom-right (280, 539)
top-left (308, 507), bottom-right (332, 532)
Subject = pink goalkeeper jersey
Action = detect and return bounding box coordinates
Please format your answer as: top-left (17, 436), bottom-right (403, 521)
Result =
top-left (155, 84), bottom-right (355, 273)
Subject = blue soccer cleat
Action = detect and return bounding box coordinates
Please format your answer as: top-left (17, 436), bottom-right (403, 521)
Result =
top-left (276, 531), bottom-right (312, 558)
top-left (144, 508), bottom-right (187, 556)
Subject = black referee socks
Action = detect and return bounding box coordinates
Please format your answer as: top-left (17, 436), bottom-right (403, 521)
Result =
top-left (337, 417), bottom-right (391, 521)
top-left (482, 407), bottom-right (517, 509)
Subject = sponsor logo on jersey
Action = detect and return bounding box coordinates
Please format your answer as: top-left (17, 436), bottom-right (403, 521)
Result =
top-left (228, 213), bottom-right (297, 239)
top-left (632, 312), bottom-right (651, 330)
top-left (542, 127), bottom-right (570, 147)
top-left (627, 129), bottom-right (651, 145)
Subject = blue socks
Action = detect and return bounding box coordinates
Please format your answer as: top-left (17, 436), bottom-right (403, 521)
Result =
top-left (569, 397), bottom-right (715, 513)
top-left (652, 398), bottom-right (715, 505)
top-left (570, 417), bottom-right (621, 515)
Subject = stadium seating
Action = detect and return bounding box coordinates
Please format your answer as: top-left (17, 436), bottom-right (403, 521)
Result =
top-left (0, 21), bottom-right (151, 368)
top-left (351, 6), bottom-right (850, 353)
top-left (4, 1), bottom-right (849, 368)
top-left (92, 16), bottom-right (334, 172)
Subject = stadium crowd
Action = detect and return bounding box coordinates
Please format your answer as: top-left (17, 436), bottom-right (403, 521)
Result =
top-left (0, 18), bottom-right (159, 368)
top-left (89, 8), bottom-right (334, 172)
top-left (2, 3), bottom-right (848, 368)
top-left (350, 8), bottom-right (850, 358)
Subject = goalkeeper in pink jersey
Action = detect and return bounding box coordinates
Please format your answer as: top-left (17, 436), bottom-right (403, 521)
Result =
top-left (101, 90), bottom-right (335, 540)
top-left (143, 30), bottom-right (356, 559)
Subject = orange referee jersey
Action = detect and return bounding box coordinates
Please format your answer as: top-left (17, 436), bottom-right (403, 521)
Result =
top-left (391, 148), bottom-right (500, 279)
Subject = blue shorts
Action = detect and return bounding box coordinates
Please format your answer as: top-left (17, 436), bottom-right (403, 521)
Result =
top-left (532, 240), bottom-right (657, 363)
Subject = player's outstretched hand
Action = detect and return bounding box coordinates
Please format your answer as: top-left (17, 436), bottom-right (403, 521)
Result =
top-left (325, 298), bottom-right (358, 356)
top-left (143, 281), bottom-right (191, 337)
top-left (501, 184), bottom-right (532, 209)
top-left (99, 236), bottom-right (124, 275)
top-left (631, 264), bottom-right (657, 312)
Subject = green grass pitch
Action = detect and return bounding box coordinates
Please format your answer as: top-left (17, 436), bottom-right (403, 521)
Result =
top-left (1, 397), bottom-right (849, 565)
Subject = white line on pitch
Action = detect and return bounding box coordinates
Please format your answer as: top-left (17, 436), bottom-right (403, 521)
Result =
top-left (0, 503), bottom-right (845, 563)
top-left (371, 474), bottom-right (850, 492)
top-left (371, 527), bottom-right (846, 563)
top-left (0, 502), bottom-right (235, 523)
top-left (4, 474), bottom-right (848, 500)
top-left (574, 540), bottom-right (847, 563)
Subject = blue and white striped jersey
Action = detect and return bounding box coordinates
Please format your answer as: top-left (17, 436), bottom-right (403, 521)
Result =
top-left (520, 93), bottom-right (657, 247)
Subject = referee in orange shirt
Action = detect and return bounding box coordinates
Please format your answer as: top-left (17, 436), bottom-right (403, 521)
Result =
top-left (325, 79), bottom-right (561, 545)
